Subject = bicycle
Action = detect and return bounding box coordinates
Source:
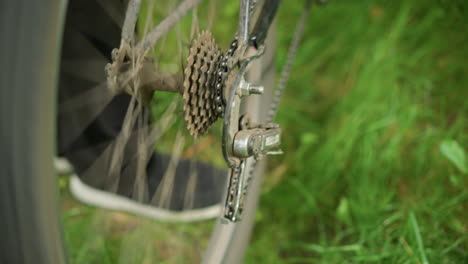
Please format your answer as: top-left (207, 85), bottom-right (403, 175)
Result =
top-left (0, 0), bottom-right (318, 263)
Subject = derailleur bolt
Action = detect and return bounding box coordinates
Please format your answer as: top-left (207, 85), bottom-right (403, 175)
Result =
top-left (238, 79), bottom-right (264, 96)
top-left (249, 85), bottom-right (264, 95)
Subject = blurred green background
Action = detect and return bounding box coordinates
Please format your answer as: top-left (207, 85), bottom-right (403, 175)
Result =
top-left (62, 0), bottom-right (467, 263)
top-left (248, 0), bottom-right (467, 262)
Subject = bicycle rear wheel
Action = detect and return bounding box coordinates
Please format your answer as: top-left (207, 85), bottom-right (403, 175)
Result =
top-left (0, 0), bottom-right (276, 263)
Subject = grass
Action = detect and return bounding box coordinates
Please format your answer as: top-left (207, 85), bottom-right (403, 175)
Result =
top-left (245, 0), bottom-right (467, 263)
top-left (60, 178), bottom-right (215, 264)
top-left (62, 0), bottom-right (468, 263)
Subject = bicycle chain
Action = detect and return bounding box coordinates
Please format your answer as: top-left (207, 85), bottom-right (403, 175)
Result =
top-left (237, 0), bottom-right (311, 212)
top-left (224, 163), bottom-right (243, 220)
top-left (182, 0), bottom-right (311, 222)
top-left (183, 0), bottom-right (260, 137)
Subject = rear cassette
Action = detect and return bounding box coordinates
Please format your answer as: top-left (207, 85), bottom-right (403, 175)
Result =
top-left (183, 31), bottom-right (222, 137)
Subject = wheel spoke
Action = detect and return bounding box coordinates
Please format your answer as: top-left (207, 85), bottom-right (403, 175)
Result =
top-left (58, 83), bottom-right (113, 149)
top-left (137, 0), bottom-right (202, 55)
top-left (151, 130), bottom-right (185, 208)
top-left (97, 0), bottom-right (126, 28)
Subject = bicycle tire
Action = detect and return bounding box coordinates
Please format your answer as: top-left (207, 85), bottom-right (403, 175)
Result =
top-left (0, 0), bottom-right (68, 263)
top-left (0, 0), bottom-right (276, 263)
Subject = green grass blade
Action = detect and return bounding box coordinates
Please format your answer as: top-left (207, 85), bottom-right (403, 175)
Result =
top-left (409, 212), bottom-right (429, 264)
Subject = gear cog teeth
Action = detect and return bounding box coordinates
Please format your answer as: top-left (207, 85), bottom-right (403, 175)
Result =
top-left (183, 31), bottom-right (223, 137)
